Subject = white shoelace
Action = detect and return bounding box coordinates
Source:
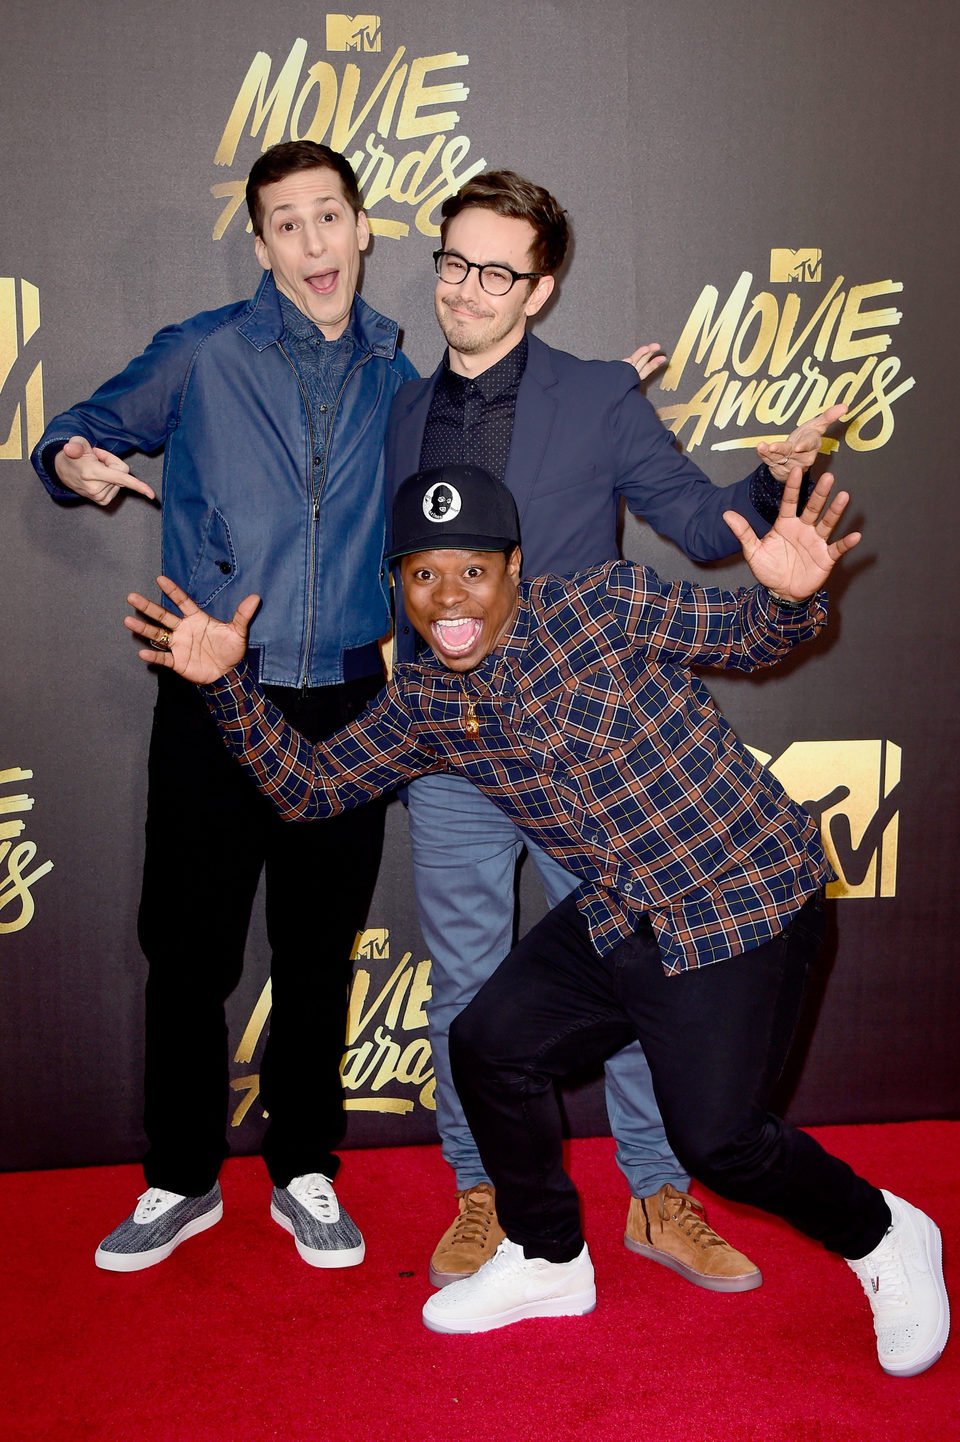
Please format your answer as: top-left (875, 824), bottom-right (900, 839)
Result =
top-left (287, 1173), bottom-right (340, 1222)
top-left (133, 1187), bottom-right (185, 1222)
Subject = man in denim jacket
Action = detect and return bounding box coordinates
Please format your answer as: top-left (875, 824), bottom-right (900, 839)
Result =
top-left (31, 141), bottom-right (416, 1273)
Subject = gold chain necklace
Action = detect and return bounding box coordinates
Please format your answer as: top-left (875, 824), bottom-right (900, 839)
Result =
top-left (458, 674), bottom-right (480, 737)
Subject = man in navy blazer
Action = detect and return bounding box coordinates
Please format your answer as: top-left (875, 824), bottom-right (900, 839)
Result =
top-left (384, 170), bottom-right (844, 1292)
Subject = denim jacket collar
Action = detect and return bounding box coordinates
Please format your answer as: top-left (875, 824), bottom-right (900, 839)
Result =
top-left (237, 272), bottom-right (401, 359)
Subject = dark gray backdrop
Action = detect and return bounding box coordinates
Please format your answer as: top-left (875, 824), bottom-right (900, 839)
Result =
top-left (2, 0), bottom-right (957, 1172)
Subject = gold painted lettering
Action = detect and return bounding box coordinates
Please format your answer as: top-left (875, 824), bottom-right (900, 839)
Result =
top-left (731, 292), bottom-right (779, 377)
top-left (290, 61), bottom-right (339, 143)
top-left (831, 281), bottom-right (903, 363)
top-left (843, 357), bottom-right (915, 451)
top-left (659, 272), bottom-right (753, 392)
top-left (770, 276), bottom-right (846, 374)
top-left (214, 39), bottom-right (308, 166)
top-left (396, 54), bottom-right (470, 140)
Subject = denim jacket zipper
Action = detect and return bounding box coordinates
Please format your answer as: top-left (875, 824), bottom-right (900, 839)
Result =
top-left (278, 340), bottom-right (372, 691)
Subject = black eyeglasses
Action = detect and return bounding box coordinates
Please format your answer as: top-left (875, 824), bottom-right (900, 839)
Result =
top-left (433, 250), bottom-right (540, 297)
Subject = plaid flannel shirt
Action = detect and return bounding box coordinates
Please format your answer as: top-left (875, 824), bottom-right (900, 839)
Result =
top-left (204, 561), bottom-right (833, 975)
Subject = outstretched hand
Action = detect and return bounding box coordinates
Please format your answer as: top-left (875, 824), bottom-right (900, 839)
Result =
top-left (623, 342), bottom-right (667, 383)
top-left (723, 468), bottom-right (861, 601)
top-left (125, 576), bottom-right (260, 683)
top-left (756, 404), bottom-right (848, 480)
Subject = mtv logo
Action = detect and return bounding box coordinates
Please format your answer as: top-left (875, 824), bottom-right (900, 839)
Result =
top-left (769, 248), bottom-right (822, 283)
top-left (326, 14), bottom-right (382, 51)
top-left (353, 926), bottom-right (389, 961)
top-left (750, 739), bottom-right (900, 899)
top-left (0, 278), bottom-right (44, 460)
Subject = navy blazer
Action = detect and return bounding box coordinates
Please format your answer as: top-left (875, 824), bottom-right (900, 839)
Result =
top-left (385, 332), bottom-right (768, 661)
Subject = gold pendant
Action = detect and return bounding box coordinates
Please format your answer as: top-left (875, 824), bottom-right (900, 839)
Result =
top-left (463, 700), bottom-right (479, 738)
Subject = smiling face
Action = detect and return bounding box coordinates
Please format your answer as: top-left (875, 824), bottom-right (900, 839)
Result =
top-left (434, 208), bottom-right (554, 376)
top-left (400, 547), bottom-right (522, 672)
top-left (253, 165), bottom-right (370, 338)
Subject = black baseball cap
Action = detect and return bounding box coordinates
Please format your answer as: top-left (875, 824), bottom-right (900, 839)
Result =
top-left (387, 464), bottom-right (521, 560)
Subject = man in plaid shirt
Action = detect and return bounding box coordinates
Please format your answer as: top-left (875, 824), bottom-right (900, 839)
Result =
top-left (125, 464), bottom-right (948, 1376)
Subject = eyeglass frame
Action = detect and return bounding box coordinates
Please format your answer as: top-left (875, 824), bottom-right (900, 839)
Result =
top-left (432, 249), bottom-right (542, 296)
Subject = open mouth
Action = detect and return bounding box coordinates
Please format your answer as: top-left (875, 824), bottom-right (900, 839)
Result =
top-left (432, 617), bottom-right (483, 657)
top-left (305, 270), bottom-right (338, 295)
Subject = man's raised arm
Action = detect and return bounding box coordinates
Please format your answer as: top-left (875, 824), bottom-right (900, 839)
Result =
top-left (124, 578), bottom-right (435, 821)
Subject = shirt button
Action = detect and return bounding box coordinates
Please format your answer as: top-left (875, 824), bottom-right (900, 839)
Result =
top-left (622, 882), bottom-right (633, 894)
top-left (217, 561), bottom-right (232, 575)
top-left (319, 404), bottom-right (328, 412)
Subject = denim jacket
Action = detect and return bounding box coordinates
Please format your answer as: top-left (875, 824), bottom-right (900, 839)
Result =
top-left (32, 273), bottom-right (417, 686)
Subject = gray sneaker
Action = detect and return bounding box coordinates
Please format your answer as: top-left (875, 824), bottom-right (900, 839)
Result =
top-left (270, 1173), bottom-right (365, 1268)
top-left (94, 1184), bottom-right (223, 1272)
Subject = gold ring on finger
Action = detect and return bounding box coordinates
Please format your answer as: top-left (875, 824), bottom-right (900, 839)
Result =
top-left (150, 629), bottom-right (171, 651)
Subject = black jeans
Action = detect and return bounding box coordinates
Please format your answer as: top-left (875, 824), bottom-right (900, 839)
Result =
top-left (451, 890), bottom-right (890, 1263)
top-left (138, 667), bottom-right (386, 1195)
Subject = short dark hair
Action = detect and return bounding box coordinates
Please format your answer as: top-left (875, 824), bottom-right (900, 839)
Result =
top-left (246, 142), bottom-right (363, 236)
top-left (439, 170), bottom-right (569, 276)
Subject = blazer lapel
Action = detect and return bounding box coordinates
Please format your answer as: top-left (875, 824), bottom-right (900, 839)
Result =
top-left (503, 334), bottom-right (560, 532)
top-left (393, 364), bottom-right (442, 480)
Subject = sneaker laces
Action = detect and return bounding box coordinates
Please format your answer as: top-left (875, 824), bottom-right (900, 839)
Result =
top-left (851, 1232), bottom-right (910, 1317)
top-left (448, 1186), bottom-right (497, 1252)
top-left (133, 1187), bottom-right (185, 1221)
top-left (483, 1238), bottom-right (528, 1277)
top-left (653, 1186), bottom-right (727, 1252)
top-left (287, 1173), bottom-right (339, 1222)
top-left (849, 1231), bottom-right (924, 1355)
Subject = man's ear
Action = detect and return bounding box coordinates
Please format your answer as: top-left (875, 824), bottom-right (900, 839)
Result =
top-left (523, 274), bottom-right (554, 319)
top-left (507, 545), bottom-right (523, 579)
top-left (356, 210), bottom-right (371, 252)
top-left (254, 234), bottom-right (270, 273)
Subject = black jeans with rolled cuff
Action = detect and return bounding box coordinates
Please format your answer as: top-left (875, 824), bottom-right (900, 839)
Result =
top-left (451, 889), bottom-right (891, 1264)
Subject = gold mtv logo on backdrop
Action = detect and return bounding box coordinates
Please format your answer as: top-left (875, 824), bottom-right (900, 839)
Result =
top-left (0, 279), bottom-right (44, 460)
top-left (770, 248), bottom-right (822, 283)
top-left (751, 739), bottom-right (900, 899)
top-left (326, 14), bottom-right (381, 52)
top-left (657, 247), bottom-right (915, 455)
top-left (211, 27), bottom-right (485, 243)
top-left (229, 926), bottom-right (434, 1129)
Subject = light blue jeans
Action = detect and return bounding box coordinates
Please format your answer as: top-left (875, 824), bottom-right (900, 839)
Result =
top-left (408, 770), bottom-right (691, 1197)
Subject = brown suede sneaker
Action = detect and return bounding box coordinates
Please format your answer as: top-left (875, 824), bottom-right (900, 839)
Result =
top-left (429, 1183), bottom-right (507, 1288)
top-left (624, 1184), bottom-right (762, 1292)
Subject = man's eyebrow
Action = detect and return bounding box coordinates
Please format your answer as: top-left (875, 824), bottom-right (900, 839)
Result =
top-left (268, 195), bottom-right (343, 218)
top-left (446, 247), bottom-right (514, 268)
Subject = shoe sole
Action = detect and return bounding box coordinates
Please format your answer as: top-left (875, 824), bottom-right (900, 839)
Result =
top-left (623, 1234), bottom-right (763, 1292)
top-left (270, 1201), bottom-right (365, 1268)
top-left (429, 1262), bottom-right (485, 1288)
top-left (422, 1287), bottom-right (597, 1334)
top-left (94, 1201), bottom-right (223, 1272)
top-left (878, 1212), bottom-right (949, 1378)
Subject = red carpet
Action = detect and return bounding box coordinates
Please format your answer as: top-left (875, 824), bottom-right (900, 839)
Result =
top-left (2, 1124), bottom-right (956, 1441)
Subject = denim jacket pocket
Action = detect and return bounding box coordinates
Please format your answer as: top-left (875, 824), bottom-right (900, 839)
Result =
top-left (186, 507), bottom-right (238, 608)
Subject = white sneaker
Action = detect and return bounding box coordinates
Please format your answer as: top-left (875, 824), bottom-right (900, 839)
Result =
top-left (846, 1189), bottom-right (950, 1376)
top-left (422, 1238), bottom-right (596, 1334)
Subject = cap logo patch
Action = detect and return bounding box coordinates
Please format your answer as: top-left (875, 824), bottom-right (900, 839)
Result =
top-left (422, 482), bottom-right (462, 522)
